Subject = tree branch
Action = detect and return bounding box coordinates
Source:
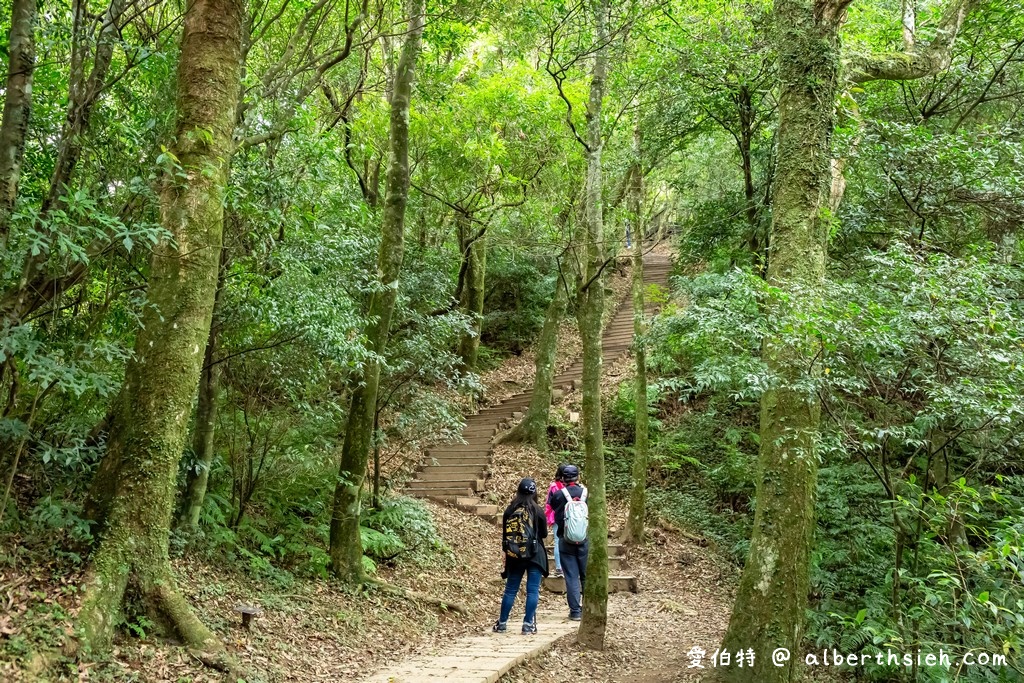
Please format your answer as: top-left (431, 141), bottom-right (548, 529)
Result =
top-left (846, 0), bottom-right (977, 83)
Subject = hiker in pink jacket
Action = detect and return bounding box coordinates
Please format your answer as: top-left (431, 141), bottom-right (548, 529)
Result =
top-left (545, 464), bottom-right (568, 577)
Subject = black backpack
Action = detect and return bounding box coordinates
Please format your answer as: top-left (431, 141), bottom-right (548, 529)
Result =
top-left (503, 505), bottom-right (537, 560)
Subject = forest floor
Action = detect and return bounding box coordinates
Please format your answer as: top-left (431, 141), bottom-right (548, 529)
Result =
top-left (1, 245), bottom-right (739, 682)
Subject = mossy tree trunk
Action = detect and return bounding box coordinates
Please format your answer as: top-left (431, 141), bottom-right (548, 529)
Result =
top-left (708, 0), bottom-right (844, 681)
top-left (625, 131), bottom-right (648, 546)
top-left (496, 269), bottom-right (568, 449)
top-left (328, 0), bottom-right (424, 582)
top-left (0, 0), bottom-right (36, 245)
top-left (577, 0), bottom-right (610, 652)
top-left (75, 0), bottom-right (244, 667)
top-left (458, 216), bottom-right (487, 371)
top-left (178, 258), bottom-right (227, 529)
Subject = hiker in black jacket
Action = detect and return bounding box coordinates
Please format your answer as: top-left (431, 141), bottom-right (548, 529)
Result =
top-left (494, 478), bottom-right (549, 635)
top-left (548, 464), bottom-right (587, 620)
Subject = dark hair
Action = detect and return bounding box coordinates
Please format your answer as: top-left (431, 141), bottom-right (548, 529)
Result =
top-left (555, 463), bottom-right (568, 482)
top-left (506, 488), bottom-right (543, 523)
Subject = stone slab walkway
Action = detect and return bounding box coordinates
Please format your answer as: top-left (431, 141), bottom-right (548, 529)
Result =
top-left (362, 610), bottom-right (577, 682)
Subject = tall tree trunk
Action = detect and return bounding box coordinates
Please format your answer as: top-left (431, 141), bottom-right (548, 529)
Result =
top-left (75, 0), bottom-right (243, 667)
top-left (0, 0), bottom-right (37, 246)
top-left (178, 260), bottom-right (227, 529)
top-left (625, 132), bottom-right (648, 545)
top-left (496, 269), bottom-right (568, 448)
top-left (458, 218), bottom-right (486, 371)
top-left (328, 0), bottom-right (424, 582)
top-left (577, 0), bottom-right (610, 652)
top-left (709, 1), bottom-right (842, 681)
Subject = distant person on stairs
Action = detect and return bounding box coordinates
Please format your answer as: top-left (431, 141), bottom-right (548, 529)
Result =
top-left (550, 464), bottom-right (588, 621)
top-left (494, 477), bottom-right (549, 635)
top-left (545, 463), bottom-right (568, 577)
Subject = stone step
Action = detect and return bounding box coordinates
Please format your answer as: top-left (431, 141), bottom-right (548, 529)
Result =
top-left (406, 478), bottom-right (484, 492)
top-left (423, 455), bottom-right (493, 465)
top-left (427, 445), bottom-right (492, 454)
top-left (405, 486), bottom-right (475, 499)
top-left (547, 556), bottom-right (628, 572)
top-left (453, 497), bottom-right (499, 516)
top-left (417, 463), bottom-right (489, 474)
top-left (546, 542), bottom-right (624, 556)
top-left (542, 575), bottom-right (638, 594)
top-left (416, 469), bottom-right (487, 482)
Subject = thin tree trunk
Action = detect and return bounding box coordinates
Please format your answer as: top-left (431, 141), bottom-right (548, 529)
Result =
top-left (577, 0), bottom-right (610, 652)
top-left (43, 0), bottom-right (128, 214)
top-left (328, 0), bottom-right (424, 582)
top-left (0, 0), bottom-right (37, 246)
top-left (625, 131), bottom-right (648, 546)
top-left (1, 0), bottom-right (129, 325)
top-left (496, 269), bottom-right (568, 448)
top-left (902, 0), bottom-right (916, 50)
top-left (75, 0), bottom-right (244, 667)
top-left (458, 218), bottom-right (486, 371)
top-left (178, 261), bottom-right (227, 529)
top-left (737, 85), bottom-right (761, 257)
top-left (708, 1), bottom-right (842, 681)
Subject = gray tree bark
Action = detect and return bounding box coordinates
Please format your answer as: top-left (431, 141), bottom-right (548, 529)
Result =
top-left (0, 0), bottom-right (37, 246)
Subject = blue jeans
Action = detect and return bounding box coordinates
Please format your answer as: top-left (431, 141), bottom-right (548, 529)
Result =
top-left (552, 524), bottom-right (561, 571)
top-left (499, 565), bottom-right (542, 625)
top-left (559, 539), bottom-right (588, 615)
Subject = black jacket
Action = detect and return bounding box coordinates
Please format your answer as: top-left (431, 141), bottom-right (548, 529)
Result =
top-left (501, 503), bottom-right (549, 577)
top-left (549, 482), bottom-right (586, 542)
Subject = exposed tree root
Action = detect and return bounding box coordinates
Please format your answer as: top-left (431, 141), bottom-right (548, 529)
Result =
top-left (494, 418), bottom-right (547, 450)
top-left (366, 578), bottom-right (470, 616)
top-left (77, 559), bottom-right (240, 675)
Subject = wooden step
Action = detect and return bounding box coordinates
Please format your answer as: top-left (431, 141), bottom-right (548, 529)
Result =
top-left (542, 575), bottom-right (638, 594)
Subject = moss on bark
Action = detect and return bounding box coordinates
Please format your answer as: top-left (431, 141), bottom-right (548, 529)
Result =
top-left (496, 270), bottom-right (567, 448)
top-left (458, 220), bottom-right (487, 371)
top-left (625, 141), bottom-right (648, 545)
top-left (577, 0), bottom-right (611, 652)
top-left (707, 1), bottom-right (839, 681)
top-left (0, 0), bottom-right (36, 245)
top-left (75, 0), bottom-right (244, 668)
top-left (328, 0), bottom-right (425, 582)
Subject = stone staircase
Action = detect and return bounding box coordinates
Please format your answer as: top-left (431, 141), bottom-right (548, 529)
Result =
top-left (403, 253), bottom-right (673, 592)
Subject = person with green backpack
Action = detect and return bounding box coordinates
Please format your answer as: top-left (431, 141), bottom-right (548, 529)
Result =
top-left (549, 464), bottom-right (588, 620)
top-left (494, 477), bottom-right (549, 635)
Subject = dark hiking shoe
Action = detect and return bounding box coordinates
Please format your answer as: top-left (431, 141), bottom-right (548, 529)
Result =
top-left (568, 612), bottom-right (582, 621)
top-left (493, 620), bottom-right (507, 633)
top-left (554, 568), bottom-right (563, 577)
top-left (522, 622), bottom-right (537, 635)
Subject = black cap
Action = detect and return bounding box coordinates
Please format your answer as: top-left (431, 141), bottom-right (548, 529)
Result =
top-left (518, 478), bottom-right (537, 495)
top-left (562, 465), bottom-right (580, 482)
